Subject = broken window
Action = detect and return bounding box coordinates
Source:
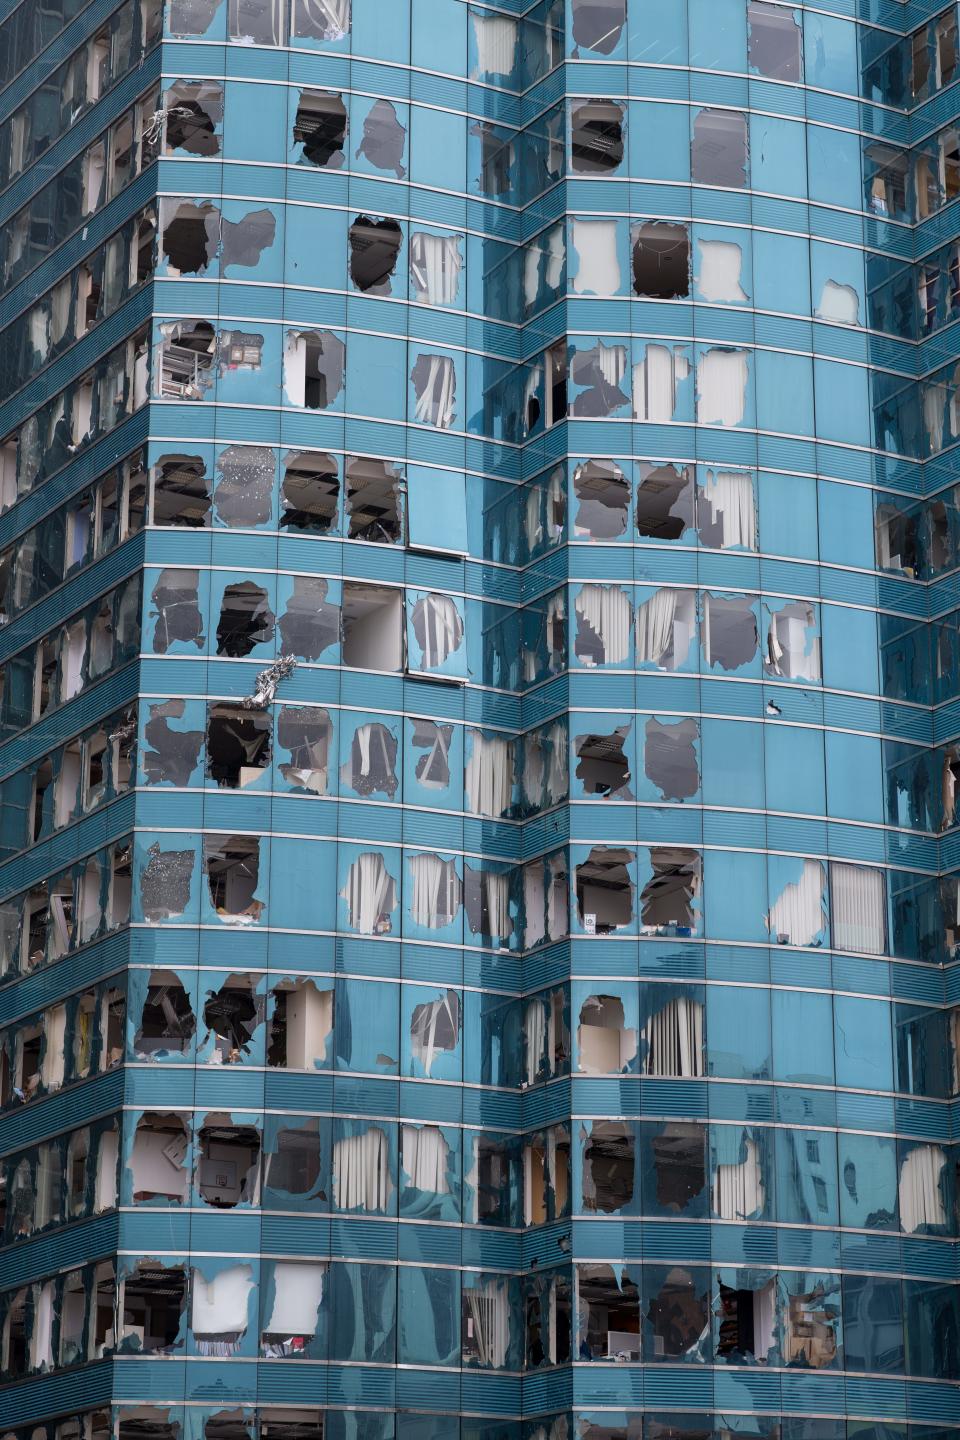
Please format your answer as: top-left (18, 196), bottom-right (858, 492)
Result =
top-left (645, 717), bottom-right (699, 800)
top-left (277, 706), bottom-right (332, 793)
top-left (633, 345), bottom-right (691, 421)
top-left (411, 353), bottom-right (456, 428)
top-left (636, 588), bottom-right (696, 669)
top-left (411, 719), bottom-right (452, 792)
top-left (281, 451), bottom-right (339, 532)
top-left (164, 83), bottom-right (222, 155)
top-left (698, 470), bottom-right (756, 549)
top-left (143, 700), bottom-right (203, 785)
top-left (284, 330), bottom-right (345, 409)
top-left (716, 1273), bottom-right (778, 1364)
top-left (691, 110), bottom-right (748, 188)
top-left (472, 11), bottom-right (517, 76)
top-left (473, 121), bottom-right (514, 196)
top-left (410, 232), bottom-right (463, 305)
top-left (131, 1113), bottom-right (189, 1202)
top-left (748, 2), bottom-right (801, 81)
top-left (345, 456), bottom-right (402, 541)
top-left (582, 1121), bottom-right (634, 1213)
top-left (135, 969), bottom-right (196, 1057)
top-left (152, 454), bottom-right (211, 526)
top-left (465, 732), bottom-right (515, 817)
top-left (349, 215), bottom-right (402, 295)
top-left (570, 341), bottom-right (628, 417)
top-left (341, 852), bottom-right (397, 934)
top-left (197, 1117), bottom-right (260, 1207)
top-left (216, 581), bottom-right (275, 657)
top-left (203, 974), bottom-right (262, 1063)
top-left (636, 463), bottom-right (694, 539)
top-left (571, 218), bottom-right (620, 296)
top-left (268, 980), bottom-right (332, 1068)
top-left (640, 847), bottom-right (700, 932)
top-left (160, 201), bottom-right (219, 275)
top-left (577, 993), bottom-right (637, 1072)
top-left (575, 726), bottom-right (631, 798)
top-left (410, 593), bottom-right (464, 671)
top-left (291, 0), bottom-right (349, 40)
top-left (294, 90), bottom-right (347, 168)
top-left (356, 99), bottom-right (406, 179)
top-left (641, 992), bottom-right (704, 1076)
top-left (712, 1131), bottom-right (765, 1220)
top-left (464, 863), bottom-right (513, 945)
top-left (767, 860), bottom-right (826, 946)
top-left (192, 1263), bottom-right (254, 1355)
top-left (410, 990), bottom-right (459, 1075)
top-left (204, 835), bottom-right (263, 922)
top-left (261, 1264), bottom-right (327, 1358)
top-left (702, 593), bottom-right (758, 671)
top-left (632, 222), bottom-right (690, 299)
top-left (141, 840), bottom-right (195, 921)
top-left (526, 1273), bottom-right (571, 1365)
top-left (408, 853), bottom-right (461, 929)
top-left (570, 100), bottom-right (624, 173)
top-left (573, 460), bottom-right (629, 538)
top-left (575, 584), bottom-right (631, 666)
top-left (342, 721), bottom-right (398, 797)
top-left (265, 1120), bottom-right (325, 1206)
top-left (571, 0), bottom-right (625, 55)
top-left (342, 582), bottom-right (403, 670)
top-left (207, 704), bottom-right (271, 789)
top-left (158, 319), bottom-right (215, 399)
top-left (333, 1126), bottom-right (392, 1210)
top-left (576, 850), bottom-right (634, 936)
top-left (577, 1264), bottom-right (640, 1360)
top-left (120, 1262), bottom-right (186, 1352)
top-left (764, 600), bottom-right (820, 681)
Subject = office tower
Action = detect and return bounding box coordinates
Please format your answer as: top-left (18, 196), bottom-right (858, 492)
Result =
top-left (1, 2), bottom-right (959, 1438)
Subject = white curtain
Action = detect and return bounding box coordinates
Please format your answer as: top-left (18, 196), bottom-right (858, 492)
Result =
top-left (575, 584), bottom-right (631, 665)
top-left (192, 1264), bottom-right (254, 1340)
top-left (633, 344), bottom-right (689, 421)
top-left (766, 605), bottom-right (821, 681)
top-left (465, 733), bottom-right (515, 816)
top-left (408, 853), bottom-right (461, 928)
top-left (414, 355), bottom-right (456, 427)
top-left (753, 1280), bottom-right (777, 1360)
top-left (767, 860), bottom-right (826, 945)
top-left (545, 225), bottom-right (565, 290)
top-left (712, 1137), bottom-right (764, 1220)
top-left (410, 233), bottom-right (462, 305)
top-left (642, 997), bottom-right (703, 1076)
top-left (701, 470), bottom-right (756, 549)
top-left (293, 0), bottom-right (350, 39)
top-left (636, 588), bottom-right (679, 666)
top-left (413, 593), bottom-right (463, 668)
top-left (546, 466), bottom-right (565, 541)
top-left (354, 723), bottom-right (393, 789)
top-left (572, 219), bottom-right (620, 296)
top-left (465, 1279), bottom-right (510, 1367)
top-left (697, 348), bottom-right (748, 427)
top-left (524, 863), bottom-right (546, 948)
top-left (341, 852), bottom-right (396, 934)
top-left (525, 999), bottom-right (546, 1084)
top-left (547, 856), bottom-right (567, 940)
top-left (264, 1262), bottom-right (325, 1336)
top-left (481, 871), bottom-right (510, 940)
top-left (899, 1145), bottom-right (947, 1231)
top-left (831, 863), bottom-right (885, 954)
top-left (546, 722), bottom-right (568, 804)
top-left (334, 1128), bottom-right (391, 1210)
top-left (525, 487), bottom-right (543, 552)
top-left (401, 1125), bottom-right (449, 1192)
top-left (472, 13), bottom-right (517, 75)
top-left (596, 341), bottom-right (627, 386)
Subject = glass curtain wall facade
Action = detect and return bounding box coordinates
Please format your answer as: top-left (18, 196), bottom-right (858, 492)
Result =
top-left (1, 1), bottom-right (960, 1438)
